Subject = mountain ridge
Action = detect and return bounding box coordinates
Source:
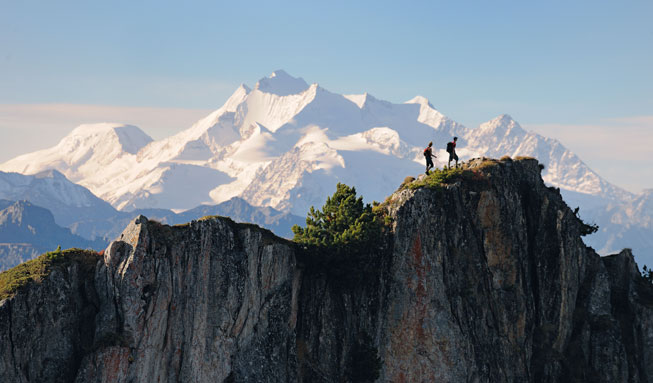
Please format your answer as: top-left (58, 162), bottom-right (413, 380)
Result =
top-left (0, 170), bottom-right (304, 270)
top-left (0, 200), bottom-right (106, 270)
top-left (0, 70), bottom-right (649, 265)
top-left (1, 156), bottom-right (651, 382)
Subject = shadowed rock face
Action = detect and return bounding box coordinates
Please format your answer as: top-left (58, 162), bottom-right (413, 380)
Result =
top-left (0, 256), bottom-right (99, 383)
top-left (1, 158), bottom-right (651, 382)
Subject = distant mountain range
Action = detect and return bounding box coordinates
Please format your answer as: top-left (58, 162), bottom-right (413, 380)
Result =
top-left (0, 171), bottom-right (303, 270)
top-left (0, 70), bottom-right (650, 267)
top-left (0, 200), bottom-right (106, 270)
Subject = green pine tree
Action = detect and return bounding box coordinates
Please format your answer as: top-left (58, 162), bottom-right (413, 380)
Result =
top-left (292, 183), bottom-right (380, 253)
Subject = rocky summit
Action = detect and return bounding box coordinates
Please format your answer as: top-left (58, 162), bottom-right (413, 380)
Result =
top-left (0, 157), bottom-right (651, 382)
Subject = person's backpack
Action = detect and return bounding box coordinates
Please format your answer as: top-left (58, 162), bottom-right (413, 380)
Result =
top-left (446, 142), bottom-right (453, 153)
top-left (423, 147), bottom-right (430, 157)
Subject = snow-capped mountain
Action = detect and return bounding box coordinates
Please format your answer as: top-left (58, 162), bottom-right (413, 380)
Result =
top-left (0, 169), bottom-right (117, 228)
top-left (1, 70), bottom-right (650, 265)
top-left (0, 70), bottom-right (465, 213)
top-left (2, 123), bottom-right (153, 182)
top-left (0, 169), bottom-right (303, 243)
top-left (464, 114), bottom-right (633, 202)
top-left (580, 189), bottom-right (653, 256)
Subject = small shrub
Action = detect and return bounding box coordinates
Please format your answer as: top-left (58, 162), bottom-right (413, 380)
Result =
top-left (500, 155), bottom-right (512, 162)
top-left (643, 265), bottom-right (653, 286)
top-left (400, 176), bottom-right (415, 189)
top-left (573, 207), bottom-right (599, 236)
top-left (371, 197), bottom-right (395, 229)
top-left (475, 158), bottom-right (501, 170)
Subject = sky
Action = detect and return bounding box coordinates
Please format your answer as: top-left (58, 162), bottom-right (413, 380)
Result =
top-left (1, 0), bottom-right (652, 193)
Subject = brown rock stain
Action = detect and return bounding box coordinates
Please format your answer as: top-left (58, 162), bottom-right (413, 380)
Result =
top-left (387, 233), bottom-right (439, 382)
top-left (478, 191), bottom-right (516, 287)
top-left (100, 347), bottom-right (129, 382)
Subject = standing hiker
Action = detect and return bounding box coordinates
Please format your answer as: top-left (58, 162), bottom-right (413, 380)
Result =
top-left (446, 136), bottom-right (459, 169)
top-left (424, 141), bottom-right (436, 174)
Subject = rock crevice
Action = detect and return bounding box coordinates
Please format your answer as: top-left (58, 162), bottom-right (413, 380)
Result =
top-left (1, 157), bottom-right (652, 382)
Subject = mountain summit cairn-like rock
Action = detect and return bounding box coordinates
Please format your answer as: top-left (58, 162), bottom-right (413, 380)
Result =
top-left (1, 157), bottom-right (651, 382)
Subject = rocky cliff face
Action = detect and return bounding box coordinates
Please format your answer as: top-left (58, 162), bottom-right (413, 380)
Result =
top-left (0, 251), bottom-right (98, 383)
top-left (1, 157), bottom-right (651, 382)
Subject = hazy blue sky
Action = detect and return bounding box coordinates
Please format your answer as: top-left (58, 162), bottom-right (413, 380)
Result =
top-left (1, 1), bottom-right (652, 192)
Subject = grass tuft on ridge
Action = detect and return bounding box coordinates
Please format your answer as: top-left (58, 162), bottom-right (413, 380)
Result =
top-left (0, 247), bottom-right (99, 301)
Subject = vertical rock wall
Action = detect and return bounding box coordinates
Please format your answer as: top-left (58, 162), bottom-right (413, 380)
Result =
top-left (0, 259), bottom-right (98, 383)
top-left (76, 217), bottom-right (298, 382)
top-left (294, 158), bottom-right (653, 383)
top-left (1, 157), bottom-right (651, 382)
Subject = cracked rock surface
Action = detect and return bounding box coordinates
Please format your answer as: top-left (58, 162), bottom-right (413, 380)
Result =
top-left (1, 158), bottom-right (652, 382)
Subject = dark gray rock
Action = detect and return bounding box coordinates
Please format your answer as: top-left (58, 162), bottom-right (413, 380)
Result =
top-left (0, 256), bottom-right (99, 383)
top-left (78, 216), bottom-right (298, 382)
top-left (1, 157), bottom-right (651, 382)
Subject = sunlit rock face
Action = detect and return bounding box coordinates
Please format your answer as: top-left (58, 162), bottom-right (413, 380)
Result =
top-left (1, 158), bottom-right (652, 382)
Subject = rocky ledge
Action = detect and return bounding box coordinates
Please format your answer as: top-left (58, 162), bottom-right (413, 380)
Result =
top-left (0, 157), bottom-right (651, 382)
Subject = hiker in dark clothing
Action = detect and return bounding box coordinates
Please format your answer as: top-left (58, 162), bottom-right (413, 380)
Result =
top-left (447, 136), bottom-right (458, 169)
top-left (424, 141), bottom-right (436, 174)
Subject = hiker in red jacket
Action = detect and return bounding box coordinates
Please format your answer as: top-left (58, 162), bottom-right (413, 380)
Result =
top-left (424, 141), bottom-right (436, 174)
top-left (447, 136), bottom-right (458, 169)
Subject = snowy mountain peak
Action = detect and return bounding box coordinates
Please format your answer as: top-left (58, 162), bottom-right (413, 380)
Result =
top-left (404, 96), bottom-right (449, 130)
top-left (0, 123), bottom-right (153, 179)
top-left (0, 71), bottom-right (649, 266)
top-left (0, 170), bottom-right (112, 211)
top-left (405, 95), bottom-right (434, 109)
top-left (479, 114), bottom-right (524, 137)
top-left (255, 70), bottom-right (310, 96)
top-left (343, 93), bottom-right (369, 108)
top-left (223, 84), bottom-right (251, 112)
top-left (0, 71), bottom-right (635, 225)
top-left (343, 92), bottom-right (391, 109)
top-left (488, 114), bottom-right (515, 125)
top-left (65, 123), bottom-right (153, 154)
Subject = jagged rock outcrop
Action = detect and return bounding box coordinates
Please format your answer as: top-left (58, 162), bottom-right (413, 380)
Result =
top-left (0, 157), bottom-right (651, 382)
top-left (77, 217), bottom-right (298, 382)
